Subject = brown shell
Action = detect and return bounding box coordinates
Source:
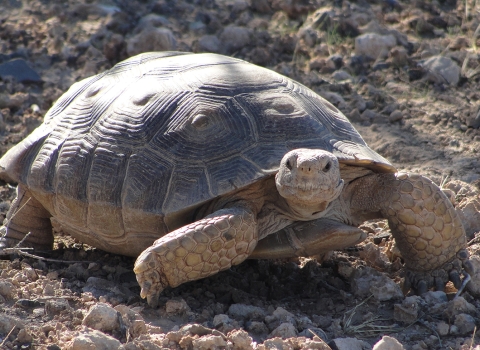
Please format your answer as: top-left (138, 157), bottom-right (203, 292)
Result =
top-left (0, 52), bottom-right (395, 242)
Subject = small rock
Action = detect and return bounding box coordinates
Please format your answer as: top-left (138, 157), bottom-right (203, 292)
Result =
top-left (192, 335), bottom-right (227, 349)
top-left (227, 329), bottom-right (254, 350)
top-left (389, 47), bottom-right (408, 67)
top-left (422, 55), bottom-right (460, 86)
top-left (355, 33), bottom-right (396, 60)
top-left (45, 299), bottom-right (72, 318)
top-left (165, 298), bottom-right (190, 315)
top-left (0, 281), bottom-right (15, 300)
top-left (329, 337), bottom-right (371, 350)
top-left (453, 313), bottom-right (476, 335)
top-left (82, 303), bottom-right (121, 333)
top-left (115, 304), bottom-right (147, 339)
top-left (389, 110), bottom-right (403, 122)
top-left (466, 255), bottom-right (480, 296)
top-left (373, 335), bottom-right (405, 350)
top-left (444, 297), bottom-right (476, 318)
top-left (436, 321), bottom-right (450, 336)
top-left (394, 296), bottom-right (421, 324)
top-left (197, 35), bottom-right (221, 53)
top-left (0, 59), bottom-right (42, 84)
top-left (351, 266), bottom-right (403, 300)
top-left (299, 327), bottom-right (328, 341)
top-left (67, 329), bottom-right (121, 350)
top-left (228, 303), bottom-right (266, 321)
top-left (126, 27), bottom-right (176, 56)
top-left (422, 291), bottom-right (447, 305)
top-left (220, 26), bottom-right (251, 53)
top-left (245, 321), bottom-right (269, 334)
top-left (268, 322), bottom-right (297, 339)
top-left (0, 314), bottom-right (24, 334)
top-left (16, 328), bottom-right (33, 344)
top-left (332, 70), bottom-right (352, 81)
top-left (213, 314), bottom-right (231, 328)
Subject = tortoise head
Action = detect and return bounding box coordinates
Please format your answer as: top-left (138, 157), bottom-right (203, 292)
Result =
top-left (275, 149), bottom-right (344, 215)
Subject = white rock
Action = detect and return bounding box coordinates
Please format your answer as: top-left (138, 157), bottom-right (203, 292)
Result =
top-left (67, 329), bottom-right (121, 350)
top-left (127, 27), bottom-right (176, 56)
top-left (82, 303), bottom-right (120, 332)
top-left (373, 335), bottom-right (405, 350)
top-left (422, 55), bottom-right (460, 86)
top-left (331, 337), bottom-right (372, 350)
top-left (268, 322), bottom-right (297, 339)
top-left (355, 33), bottom-right (396, 60)
top-left (227, 329), bottom-right (254, 350)
top-left (228, 303), bottom-right (266, 320)
top-left (192, 335), bottom-right (227, 349)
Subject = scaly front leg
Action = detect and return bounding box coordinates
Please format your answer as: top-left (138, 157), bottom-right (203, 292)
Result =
top-left (134, 207), bottom-right (258, 307)
top-left (349, 172), bottom-right (474, 294)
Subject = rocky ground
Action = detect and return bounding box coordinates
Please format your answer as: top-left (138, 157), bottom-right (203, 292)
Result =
top-left (0, 0), bottom-right (480, 349)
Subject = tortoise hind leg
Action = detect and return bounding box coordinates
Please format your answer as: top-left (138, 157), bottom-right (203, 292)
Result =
top-left (0, 185), bottom-right (53, 252)
top-left (249, 218), bottom-right (367, 260)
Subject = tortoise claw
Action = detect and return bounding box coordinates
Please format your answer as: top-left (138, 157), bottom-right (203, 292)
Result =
top-left (416, 280), bottom-right (428, 295)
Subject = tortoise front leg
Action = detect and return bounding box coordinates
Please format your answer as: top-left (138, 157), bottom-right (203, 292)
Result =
top-left (134, 207), bottom-right (258, 307)
top-left (250, 218), bottom-right (367, 259)
top-left (349, 172), bottom-right (473, 294)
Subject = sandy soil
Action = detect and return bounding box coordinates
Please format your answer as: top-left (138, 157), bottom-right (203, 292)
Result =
top-left (0, 0), bottom-right (479, 349)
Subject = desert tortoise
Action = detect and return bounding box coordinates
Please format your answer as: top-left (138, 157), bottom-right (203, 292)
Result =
top-left (0, 52), bottom-right (472, 307)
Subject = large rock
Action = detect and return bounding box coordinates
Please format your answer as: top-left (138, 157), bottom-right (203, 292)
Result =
top-left (422, 55), bottom-right (460, 85)
top-left (220, 26), bottom-right (251, 53)
top-left (355, 33), bottom-right (396, 60)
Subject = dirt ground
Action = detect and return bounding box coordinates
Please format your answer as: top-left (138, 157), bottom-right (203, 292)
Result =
top-left (0, 0), bottom-right (480, 349)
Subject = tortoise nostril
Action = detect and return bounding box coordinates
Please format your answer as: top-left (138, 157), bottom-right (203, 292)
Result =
top-left (323, 162), bottom-right (331, 172)
top-left (286, 160), bottom-right (292, 170)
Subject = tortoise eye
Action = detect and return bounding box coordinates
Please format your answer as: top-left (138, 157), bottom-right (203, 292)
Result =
top-left (323, 162), bottom-right (331, 172)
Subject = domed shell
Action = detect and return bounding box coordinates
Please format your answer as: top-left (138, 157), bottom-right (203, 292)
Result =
top-left (0, 52), bottom-right (394, 235)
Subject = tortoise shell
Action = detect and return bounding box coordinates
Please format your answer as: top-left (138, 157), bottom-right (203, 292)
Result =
top-left (0, 52), bottom-right (395, 255)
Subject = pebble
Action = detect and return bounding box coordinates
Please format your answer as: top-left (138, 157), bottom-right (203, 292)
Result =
top-left (227, 329), bottom-right (254, 350)
top-left (67, 329), bottom-right (121, 350)
top-left (115, 304), bottom-right (147, 338)
top-left (0, 314), bottom-right (24, 334)
top-left (197, 35), bottom-right (221, 53)
top-left (422, 55), bottom-right (460, 86)
top-left (220, 26), bottom-right (251, 53)
top-left (0, 281), bottom-right (15, 300)
top-left (192, 335), bottom-right (228, 349)
top-left (0, 58), bottom-right (42, 84)
top-left (228, 303), bottom-right (266, 320)
top-left (421, 291), bottom-right (447, 305)
top-left (436, 321), bottom-right (450, 336)
top-left (82, 303), bottom-right (121, 333)
top-left (332, 70), bottom-right (352, 81)
top-left (126, 27), bottom-right (177, 56)
top-left (268, 322), bottom-right (297, 339)
top-left (329, 337), bottom-right (372, 350)
top-left (355, 33), bottom-right (396, 60)
top-left (45, 298), bottom-right (72, 317)
top-left (393, 296), bottom-right (421, 324)
top-left (453, 313), bottom-right (476, 335)
top-left (389, 110), bottom-right (403, 122)
top-left (351, 266), bottom-right (403, 301)
top-left (165, 298), bottom-right (190, 315)
top-left (373, 335), bottom-right (405, 350)
top-left (444, 297), bottom-right (476, 318)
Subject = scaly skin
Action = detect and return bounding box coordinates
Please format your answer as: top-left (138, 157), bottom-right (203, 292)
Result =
top-left (350, 172), bottom-right (473, 293)
top-left (134, 207), bottom-right (258, 307)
